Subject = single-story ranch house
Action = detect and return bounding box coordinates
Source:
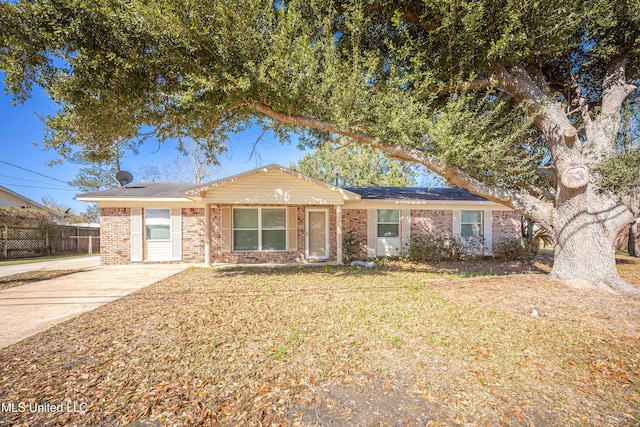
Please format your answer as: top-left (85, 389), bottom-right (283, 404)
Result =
top-left (77, 164), bottom-right (521, 265)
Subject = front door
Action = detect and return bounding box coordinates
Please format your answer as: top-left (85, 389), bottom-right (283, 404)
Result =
top-left (306, 209), bottom-right (329, 259)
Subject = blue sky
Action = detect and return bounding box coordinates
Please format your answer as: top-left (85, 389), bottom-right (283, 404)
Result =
top-left (0, 74), bottom-right (310, 213)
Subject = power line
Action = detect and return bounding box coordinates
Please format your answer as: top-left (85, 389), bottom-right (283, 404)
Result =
top-left (0, 174), bottom-right (64, 186)
top-left (0, 160), bottom-right (72, 185)
top-left (0, 183), bottom-right (78, 191)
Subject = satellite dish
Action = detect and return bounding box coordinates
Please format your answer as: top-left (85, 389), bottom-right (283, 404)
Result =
top-left (116, 170), bottom-right (134, 187)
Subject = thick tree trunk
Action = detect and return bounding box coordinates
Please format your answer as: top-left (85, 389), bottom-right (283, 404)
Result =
top-left (550, 188), bottom-right (638, 294)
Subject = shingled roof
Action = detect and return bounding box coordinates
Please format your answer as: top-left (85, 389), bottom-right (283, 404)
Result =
top-left (345, 187), bottom-right (488, 201)
top-left (78, 182), bottom-right (196, 200)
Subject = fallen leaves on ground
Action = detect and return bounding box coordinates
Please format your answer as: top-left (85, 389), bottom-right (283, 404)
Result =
top-left (0, 255), bottom-right (638, 426)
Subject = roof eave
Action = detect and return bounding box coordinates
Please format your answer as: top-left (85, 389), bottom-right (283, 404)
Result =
top-left (77, 197), bottom-right (194, 203)
top-left (347, 199), bottom-right (501, 206)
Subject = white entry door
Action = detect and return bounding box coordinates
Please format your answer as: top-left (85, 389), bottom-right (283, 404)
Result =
top-left (306, 209), bottom-right (329, 259)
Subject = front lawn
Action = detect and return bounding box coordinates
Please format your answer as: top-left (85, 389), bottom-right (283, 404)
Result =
top-left (0, 257), bottom-right (639, 426)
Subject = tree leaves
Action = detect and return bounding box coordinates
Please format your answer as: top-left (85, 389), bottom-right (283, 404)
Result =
top-left (290, 140), bottom-right (421, 186)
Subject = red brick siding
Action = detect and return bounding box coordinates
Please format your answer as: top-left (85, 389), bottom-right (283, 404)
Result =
top-left (327, 207), bottom-right (337, 261)
top-left (492, 211), bottom-right (522, 244)
top-left (99, 207), bottom-right (131, 265)
top-left (342, 209), bottom-right (368, 260)
top-left (101, 205), bottom-right (521, 264)
top-left (410, 210), bottom-right (453, 239)
top-left (182, 208), bottom-right (205, 263)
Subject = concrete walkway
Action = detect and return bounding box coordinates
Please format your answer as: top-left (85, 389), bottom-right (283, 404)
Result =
top-left (0, 256), bottom-right (101, 278)
top-left (0, 264), bottom-right (188, 349)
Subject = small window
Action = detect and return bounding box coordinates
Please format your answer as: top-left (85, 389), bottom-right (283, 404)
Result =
top-left (145, 209), bottom-right (171, 240)
top-left (377, 209), bottom-right (399, 238)
top-left (233, 208), bottom-right (286, 251)
top-left (461, 210), bottom-right (482, 237)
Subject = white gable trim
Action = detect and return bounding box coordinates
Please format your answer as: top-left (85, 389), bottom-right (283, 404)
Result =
top-left (182, 164), bottom-right (360, 201)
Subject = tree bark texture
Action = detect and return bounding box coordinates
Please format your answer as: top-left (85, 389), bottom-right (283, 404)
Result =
top-left (550, 186), bottom-right (637, 293)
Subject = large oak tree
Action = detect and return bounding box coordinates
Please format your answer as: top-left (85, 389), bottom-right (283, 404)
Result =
top-left (1, 0), bottom-right (639, 293)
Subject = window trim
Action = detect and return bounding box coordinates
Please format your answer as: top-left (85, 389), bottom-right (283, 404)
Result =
top-left (232, 207), bottom-right (287, 252)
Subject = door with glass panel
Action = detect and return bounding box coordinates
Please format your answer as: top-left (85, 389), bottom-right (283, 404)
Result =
top-left (306, 209), bottom-right (328, 259)
top-left (377, 209), bottom-right (400, 256)
top-left (460, 210), bottom-right (483, 254)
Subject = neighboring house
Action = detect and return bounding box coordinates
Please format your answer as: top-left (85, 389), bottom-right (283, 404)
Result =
top-left (0, 185), bottom-right (65, 220)
top-left (77, 164), bottom-right (521, 265)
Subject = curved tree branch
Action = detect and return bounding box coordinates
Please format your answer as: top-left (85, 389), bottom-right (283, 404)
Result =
top-left (253, 102), bottom-right (555, 231)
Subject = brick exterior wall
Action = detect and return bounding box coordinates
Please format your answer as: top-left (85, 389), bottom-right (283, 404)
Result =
top-left (209, 205), bottom-right (338, 264)
top-left (100, 204), bottom-right (522, 264)
top-left (182, 208), bottom-right (205, 263)
top-left (342, 209), bottom-right (368, 260)
top-left (492, 211), bottom-right (522, 245)
top-left (410, 210), bottom-right (453, 239)
top-left (99, 207), bottom-right (131, 265)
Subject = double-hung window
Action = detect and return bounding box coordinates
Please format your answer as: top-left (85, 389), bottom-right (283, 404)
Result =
top-left (233, 208), bottom-right (286, 251)
top-left (145, 209), bottom-right (171, 240)
top-left (460, 210), bottom-right (482, 238)
top-left (377, 209), bottom-right (400, 238)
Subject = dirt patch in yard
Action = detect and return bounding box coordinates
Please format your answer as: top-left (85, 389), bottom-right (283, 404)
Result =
top-left (0, 254), bottom-right (638, 426)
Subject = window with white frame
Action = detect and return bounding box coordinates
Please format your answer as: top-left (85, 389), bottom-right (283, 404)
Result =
top-left (233, 208), bottom-right (286, 251)
top-left (377, 209), bottom-right (400, 237)
top-left (460, 210), bottom-right (482, 238)
top-left (145, 209), bottom-right (171, 240)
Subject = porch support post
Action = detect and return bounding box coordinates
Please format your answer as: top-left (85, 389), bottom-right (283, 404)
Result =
top-left (336, 205), bottom-right (343, 265)
top-left (204, 203), bottom-right (211, 267)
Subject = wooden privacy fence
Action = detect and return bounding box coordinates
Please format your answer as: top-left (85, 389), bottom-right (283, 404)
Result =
top-left (50, 225), bottom-right (100, 255)
top-left (0, 223), bottom-right (100, 259)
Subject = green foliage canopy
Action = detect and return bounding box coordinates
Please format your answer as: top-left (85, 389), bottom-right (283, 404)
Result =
top-left (1, 0), bottom-right (639, 222)
top-left (290, 141), bottom-right (417, 187)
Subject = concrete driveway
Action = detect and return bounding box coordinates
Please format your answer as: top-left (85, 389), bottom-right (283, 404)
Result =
top-left (0, 263), bottom-right (188, 349)
top-left (0, 255), bottom-right (101, 278)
